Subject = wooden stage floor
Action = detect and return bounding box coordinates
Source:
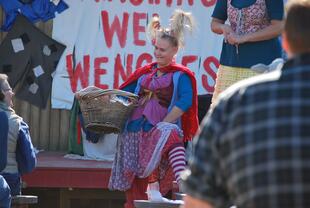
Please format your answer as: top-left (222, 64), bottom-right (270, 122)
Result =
top-left (22, 151), bottom-right (113, 189)
top-left (22, 151), bottom-right (125, 208)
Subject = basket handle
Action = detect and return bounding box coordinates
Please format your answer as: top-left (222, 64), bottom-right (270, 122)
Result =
top-left (99, 89), bottom-right (139, 101)
top-left (81, 89), bottom-right (139, 102)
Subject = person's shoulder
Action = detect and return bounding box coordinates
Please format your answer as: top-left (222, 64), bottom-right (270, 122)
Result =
top-left (9, 111), bottom-right (23, 122)
top-left (0, 110), bottom-right (7, 118)
top-left (133, 62), bottom-right (155, 76)
top-left (173, 63), bottom-right (188, 68)
top-left (171, 63), bottom-right (195, 77)
top-left (137, 62), bottom-right (155, 71)
top-left (0, 110), bottom-right (8, 130)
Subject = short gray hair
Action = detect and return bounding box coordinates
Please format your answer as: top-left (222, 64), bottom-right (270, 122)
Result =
top-left (0, 73), bottom-right (8, 101)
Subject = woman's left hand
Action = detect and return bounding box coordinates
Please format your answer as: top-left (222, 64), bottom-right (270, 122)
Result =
top-left (227, 32), bottom-right (247, 45)
top-left (162, 106), bottom-right (184, 123)
top-left (227, 20), bottom-right (284, 44)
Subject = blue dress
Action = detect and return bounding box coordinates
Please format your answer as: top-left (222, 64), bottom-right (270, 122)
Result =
top-left (212, 0), bottom-right (284, 68)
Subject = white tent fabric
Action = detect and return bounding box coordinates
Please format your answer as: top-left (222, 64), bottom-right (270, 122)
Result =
top-left (52, 0), bottom-right (222, 109)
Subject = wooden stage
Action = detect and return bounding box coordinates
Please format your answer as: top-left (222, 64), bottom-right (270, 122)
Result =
top-left (22, 151), bottom-right (112, 189)
top-left (22, 151), bottom-right (125, 208)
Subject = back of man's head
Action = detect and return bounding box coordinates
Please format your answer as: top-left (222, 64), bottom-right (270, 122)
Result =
top-left (285, 0), bottom-right (310, 54)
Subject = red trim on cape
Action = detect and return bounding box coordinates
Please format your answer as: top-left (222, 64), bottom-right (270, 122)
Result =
top-left (119, 62), bottom-right (199, 141)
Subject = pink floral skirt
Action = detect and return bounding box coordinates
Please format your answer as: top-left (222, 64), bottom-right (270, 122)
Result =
top-left (108, 123), bottom-right (183, 195)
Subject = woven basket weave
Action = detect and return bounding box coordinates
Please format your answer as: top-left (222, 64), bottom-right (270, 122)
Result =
top-left (76, 86), bottom-right (138, 134)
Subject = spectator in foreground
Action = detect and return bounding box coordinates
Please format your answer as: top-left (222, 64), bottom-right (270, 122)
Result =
top-left (181, 0), bottom-right (310, 207)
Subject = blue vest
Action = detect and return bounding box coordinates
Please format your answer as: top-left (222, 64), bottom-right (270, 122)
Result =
top-left (0, 111), bottom-right (8, 171)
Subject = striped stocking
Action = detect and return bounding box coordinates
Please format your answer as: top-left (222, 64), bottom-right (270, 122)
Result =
top-left (168, 146), bottom-right (186, 183)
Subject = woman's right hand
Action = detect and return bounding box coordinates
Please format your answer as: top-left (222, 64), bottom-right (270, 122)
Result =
top-left (220, 24), bottom-right (233, 42)
top-left (211, 18), bottom-right (233, 42)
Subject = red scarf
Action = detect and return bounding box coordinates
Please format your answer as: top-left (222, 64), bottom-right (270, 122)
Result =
top-left (119, 62), bottom-right (199, 141)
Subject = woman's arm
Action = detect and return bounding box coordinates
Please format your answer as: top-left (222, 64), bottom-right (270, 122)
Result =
top-left (227, 19), bottom-right (284, 45)
top-left (122, 81), bottom-right (137, 93)
top-left (162, 74), bottom-right (193, 123)
top-left (162, 106), bottom-right (184, 123)
top-left (211, 18), bottom-right (233, 42)
top-left (16, 121), bottom-right (37, 174)
top-left (211, 18), bottom-right (232, 35)
top-left (210, 0), bottom-right (228, 33)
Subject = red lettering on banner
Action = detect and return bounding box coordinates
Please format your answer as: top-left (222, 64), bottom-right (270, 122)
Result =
top-left (101, 11), bottom-right (129, 48)
top-left (166, 0), bottom-right (194, 6)
top-left (180, 0), bottom-right (193, 5)
top-left (181, 55), bottom-right (198, 67)
top-left (202, 56), bottom-right (218, 92)
top-left (148, 0), bottom-right (160, 4)
top-left (133, 12), bottom-right (147, 46)
top-left (201, 0), bottom-right (216, 7)
top-left (113, 54), bottom-right (134, 88)
top-left (66, 54), bottom-right (90, 93)
top-left (136, 53), bottom-right (153, 69)
top-left (130, 0), bottom-right (143, 5)
top-left (65, 53), bottom-right (218, 94)
top-left (94, 57), bottom-right (109, 89)
top-left (96, 0), bottom-right (215, 6)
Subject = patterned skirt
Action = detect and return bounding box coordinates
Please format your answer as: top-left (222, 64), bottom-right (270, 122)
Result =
top-left (211, 65), bottom-right (259, 107)
top-left (108, 122), bottom-right (183, 195)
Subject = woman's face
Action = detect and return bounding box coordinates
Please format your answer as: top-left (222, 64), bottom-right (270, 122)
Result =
top-left (153, 37), bottom-right (178, 68)
top-left (1, 80), bottom-right (14, 107)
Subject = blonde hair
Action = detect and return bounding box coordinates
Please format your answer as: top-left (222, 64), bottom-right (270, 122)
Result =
top-left (147, 9), bottom-right (195, 49)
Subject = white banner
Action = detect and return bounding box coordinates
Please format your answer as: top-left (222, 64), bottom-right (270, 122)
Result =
top-left (51, 0), bottom-right (223, 109)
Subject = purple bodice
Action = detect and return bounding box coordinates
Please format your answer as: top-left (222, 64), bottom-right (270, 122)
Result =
top-left (228, 0), bottom-right (270, 35)
top-left (130, 72), bottom-right (174, 126)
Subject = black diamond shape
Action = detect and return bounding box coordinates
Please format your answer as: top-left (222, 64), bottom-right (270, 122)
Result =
top-left (20, 33), bottom-right (30, 45)
top-left (2, 65), bottom-right (12, 73)
top-left (49, 44), bottom-right (58, 53)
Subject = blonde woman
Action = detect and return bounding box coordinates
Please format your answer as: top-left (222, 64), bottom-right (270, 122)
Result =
top-left (108, 9), bottom-right (199, 208)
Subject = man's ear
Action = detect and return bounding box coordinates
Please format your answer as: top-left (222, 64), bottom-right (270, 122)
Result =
top-left (282, 33), bottom-right (291, 56)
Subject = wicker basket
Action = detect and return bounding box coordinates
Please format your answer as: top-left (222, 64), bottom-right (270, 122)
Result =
top-left (76, 86), bottom-right (138, 134)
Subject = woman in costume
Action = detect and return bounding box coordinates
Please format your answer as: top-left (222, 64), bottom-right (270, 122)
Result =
top-left (109, 9), bottom-right (199, 208)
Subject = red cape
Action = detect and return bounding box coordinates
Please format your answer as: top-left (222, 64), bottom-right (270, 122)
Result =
top-left (119, 62), bottom-right (199, 141)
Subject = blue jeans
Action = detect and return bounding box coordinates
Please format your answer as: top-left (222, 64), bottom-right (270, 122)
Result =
top-left (0, 175), bottom-right (11, 208)
top-left (1, 173), bottom-right (21, 196)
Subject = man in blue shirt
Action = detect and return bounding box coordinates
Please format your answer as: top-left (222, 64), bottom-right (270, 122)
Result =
top-left (0, 74), bottom-right (36, 204)
top-left (0, 111), bottom-right (11, 208)
top-left (0, 176), bottom-right (11, 208)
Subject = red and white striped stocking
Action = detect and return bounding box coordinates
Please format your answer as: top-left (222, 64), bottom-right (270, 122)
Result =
top-left (168, 146), bottom-right (186, 183)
